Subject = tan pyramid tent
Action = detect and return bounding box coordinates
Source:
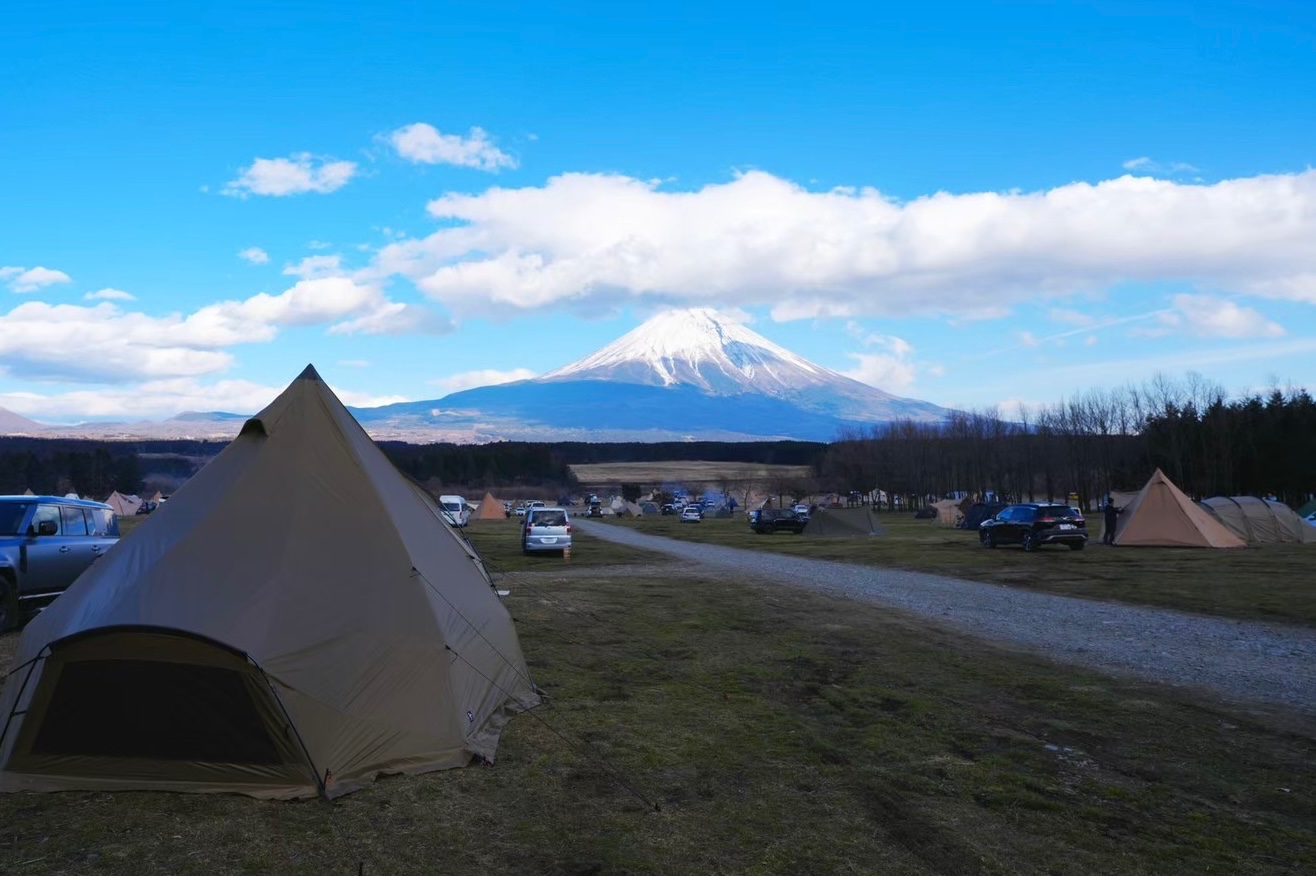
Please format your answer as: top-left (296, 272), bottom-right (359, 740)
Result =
top-left (1115, 469), bottom-right (1246, 548)
top-left (21, 488), bottom-right (34, 496)
top-left (473, 492), bottom-right (506, 520)
top-left (931, 499), bottom-right (962, 527)
top-left (623, 501), bottom-right (644, 517)
top-left (0, 366), bottom-right (537, 800)
top-left (149, 491), bottom-right (165, 503)
top-left (1199, 496), bottom-right (1316, 545)
top-left (804, 507), bottom-right (885, 537)
top-left (103, 491), bottom-right (142, 517)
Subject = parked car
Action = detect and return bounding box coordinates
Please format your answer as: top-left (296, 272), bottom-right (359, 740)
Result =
top-left (979, 504), bottom-right (1087, 551)
top-left (438, 494), bottom-right (469, 528)
top-left (792, 504), bottom-right (811, 522)
top-left (522, 506), bottom-right (572, 555)
top-left (1306, 511), bottom-right (1316, 527)
top-left (680, 506), bottom-right (703, 523)
top-left (586, 502), bottom-right (603, 518)
top-left (751, 508), bottom-right (807, 534)
top-left (0, 495), bottom-right (120, 632)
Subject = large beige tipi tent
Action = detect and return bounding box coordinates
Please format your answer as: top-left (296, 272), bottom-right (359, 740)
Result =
top-left (931, 499), bottom-right (963, 528)
top-left (473, 492), bottom-right (506, 520)
top-left (102, 490), bottom-right (142, 517)
top-left (0, 366), bottom-right (537, 799)
top-left (1115, 469), bottom-right (1246, 548)
top-left (1198, 496), bottom-right (1316, 545)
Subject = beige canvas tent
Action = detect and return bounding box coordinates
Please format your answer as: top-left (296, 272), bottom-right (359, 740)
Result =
top-left (102, 491), bottom-right (142, 517)
top-left (1199, 496), bottom-right (1316, 545)
top-left (473, 492), bottom-right (506, 520)
top-left (931, 499), bottom-right (962, 528)
top-left (0, 366), bottom-right (537, 800)
top-left (21, 488), bottom-right (34, 496)
top-left (1115, 469), bottom-right (1246, 548)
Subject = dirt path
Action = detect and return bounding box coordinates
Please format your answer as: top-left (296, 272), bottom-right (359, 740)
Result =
top-left (573, 520), bottom-right (1316, 713)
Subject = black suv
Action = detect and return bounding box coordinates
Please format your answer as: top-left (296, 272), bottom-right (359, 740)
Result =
top-left (979, 504), bottom-right (1086, 551)
top-left (751, 508), bottom-right (808, 535)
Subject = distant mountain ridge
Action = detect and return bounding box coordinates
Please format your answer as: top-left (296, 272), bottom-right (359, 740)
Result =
top-left (2, 309), bottom-right (952, 442)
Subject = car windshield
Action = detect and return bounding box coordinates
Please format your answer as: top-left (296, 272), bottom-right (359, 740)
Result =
top-left (0, 502), bottom-right (31, 535)
top-left (532, 510), bottom-right (567, 526)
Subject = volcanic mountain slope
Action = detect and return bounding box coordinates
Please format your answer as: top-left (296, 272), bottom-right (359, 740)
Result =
top-left (0, 406), bottom-right (46, 434)
top-left (357, 309), bottom-right (951, 441)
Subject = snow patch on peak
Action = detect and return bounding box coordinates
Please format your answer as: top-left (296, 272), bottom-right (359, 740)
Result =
top-left (543, 308), bottom-right (828, 391)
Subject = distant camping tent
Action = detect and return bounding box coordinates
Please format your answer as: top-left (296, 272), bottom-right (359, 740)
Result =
top-left (610, 498), bottom-right (627, 514)
top-left (1297, 498), bottom-right (1316, 519)
top-left (960, 502), bottom-right (1005, 530)
top-left (639, 502), bottom-right (660, 516)
top-left (1115, 469), bottom-right (1246, 548)
top-left (710, 506), bottom-right (732, 519)
top-left (1198, 496), bottom-right (1316, 545)
top-left (103, 491), bottom-right (142, 517)
top-left (0, 365), bottom-right (537, 800)
top-left (931, 499), bottom-right (962, 527)
top-left (624, 501), bottom-right (645, 517)
top-left (805, 507), bottom-right (884, 537)
top-left (473, 492), bottom-right (506, 520)
top-left (21, 488), bottom-right (34, 496)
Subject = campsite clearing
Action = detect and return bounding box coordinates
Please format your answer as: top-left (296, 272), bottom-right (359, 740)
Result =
top-left (1, 547), bottom-right (1312, 874)
top-left (597, 513), bottom-right (1316, 626)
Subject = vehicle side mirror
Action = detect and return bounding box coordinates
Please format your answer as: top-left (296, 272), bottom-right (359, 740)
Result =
top-left (36, 520), bottom-right (58, 537)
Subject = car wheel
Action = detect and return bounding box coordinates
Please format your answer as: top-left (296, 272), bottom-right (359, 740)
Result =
top-left (1022, 532), bottom-right (1036, 552)
top-left (0, 573), bottom-right (17, 634)
top-left (983, 530), bottom-right (996, 549)
top-left (1068, 541), bottom-right (1085, 551)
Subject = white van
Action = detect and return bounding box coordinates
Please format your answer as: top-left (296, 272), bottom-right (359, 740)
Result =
top-left (438, 495), bottom-right (469, 528)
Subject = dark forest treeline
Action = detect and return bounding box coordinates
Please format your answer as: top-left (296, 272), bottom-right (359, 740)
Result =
top-left (818, 376), bottom-right (1316, 511)
top-left (0, 436), bottom-right (826, 497)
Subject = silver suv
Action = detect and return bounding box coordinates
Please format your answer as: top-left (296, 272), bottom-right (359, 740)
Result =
top-left (0, 495), bottom-right (120, 632)
top-left (521, 506), bottom-right (572, 555)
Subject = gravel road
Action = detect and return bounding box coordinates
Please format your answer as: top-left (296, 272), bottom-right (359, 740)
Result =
top-left (575, 520), bottom-right (1316, 713)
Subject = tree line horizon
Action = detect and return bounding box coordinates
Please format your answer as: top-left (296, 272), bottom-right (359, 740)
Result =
top-left (0, 373), bottom-right (1311, 510)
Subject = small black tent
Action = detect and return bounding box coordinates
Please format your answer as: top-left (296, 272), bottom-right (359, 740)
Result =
top-left (960, 502), bottom-right (1006, 530)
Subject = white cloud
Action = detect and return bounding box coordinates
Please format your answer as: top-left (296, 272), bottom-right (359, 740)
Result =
top-left (84, 288), bottom-right (136, 302)
top-left (840, 334), bottom-right (919, 393)
top-left (369, 169), bottom-right (1316, 321)
top-left (223, 153), bottom-right (358, 197)
top-left (388, 123), bottom-right (517, 171)
top-left (238, 247), bottom-right (270, 264)
top-left (1084, 335), bottom-right (1099, 347)
top-left (841, 353), bottom-right (918, 394)
top-left (430, 367), bottom-right (537, 394)
top-left (0, 378), bottom-right (407, 422)
top-left (1167, 293), bottom-right (1285, 339)
top-left (307, 240), bottom-right (332, 250)
top-left (1019, 331), bottom-right (1040, 348)
top-left (1, 265), bottom-right (72, 293)
top-left (1122, 156), bottom-right (1200, 175)
top-left (0, 277), bottom-right (447, 383)
top-left (282, 254), bottom-right (343, 279)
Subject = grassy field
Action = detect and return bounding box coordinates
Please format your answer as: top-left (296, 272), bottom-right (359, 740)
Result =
top-left (568, 460), bottom-right (812, 489)
top-left (594, 512), bottom-right (1316, 627)
top-left (0, 513), bottom-right (1312, 874)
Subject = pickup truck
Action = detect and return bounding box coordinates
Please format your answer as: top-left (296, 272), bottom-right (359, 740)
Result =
top-left (0, 495), bottom-right (120, 632)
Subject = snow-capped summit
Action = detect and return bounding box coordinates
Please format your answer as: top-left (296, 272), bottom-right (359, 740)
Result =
top-left (542, 308), bottom-right (834, 396)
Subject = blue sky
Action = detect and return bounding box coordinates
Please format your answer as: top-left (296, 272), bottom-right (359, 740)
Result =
top-left (2, 0), bottom-right (1314, 423)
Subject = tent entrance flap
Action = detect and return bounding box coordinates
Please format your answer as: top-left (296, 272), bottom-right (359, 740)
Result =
top-left (33, 660), bottom-right (281, 763)
top-left (4, 628), bottom-right (309, 788)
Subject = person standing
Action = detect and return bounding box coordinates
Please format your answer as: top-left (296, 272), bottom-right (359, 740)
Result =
top-left (1101, 496), bottom-right (1121, 545)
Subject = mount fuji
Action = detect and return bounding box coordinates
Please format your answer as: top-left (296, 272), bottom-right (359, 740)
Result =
top-left (354, 309), bottom-right (951, 442)
top-left (6, 310), bottom-right (952, 442)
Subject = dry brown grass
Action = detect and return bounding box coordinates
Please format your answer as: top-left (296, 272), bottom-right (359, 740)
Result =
top-left (0, 512), bottom-right (1311, 874)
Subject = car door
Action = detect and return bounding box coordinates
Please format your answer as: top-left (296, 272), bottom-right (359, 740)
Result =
top-left (86, 507), bottom-right (118, 563)
top-left (59, 504), bottom-right (99, 584)
top-left (995, 507), bottom-right (1020, 543)
top-left (24, 504), bottom-right (78, 594)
